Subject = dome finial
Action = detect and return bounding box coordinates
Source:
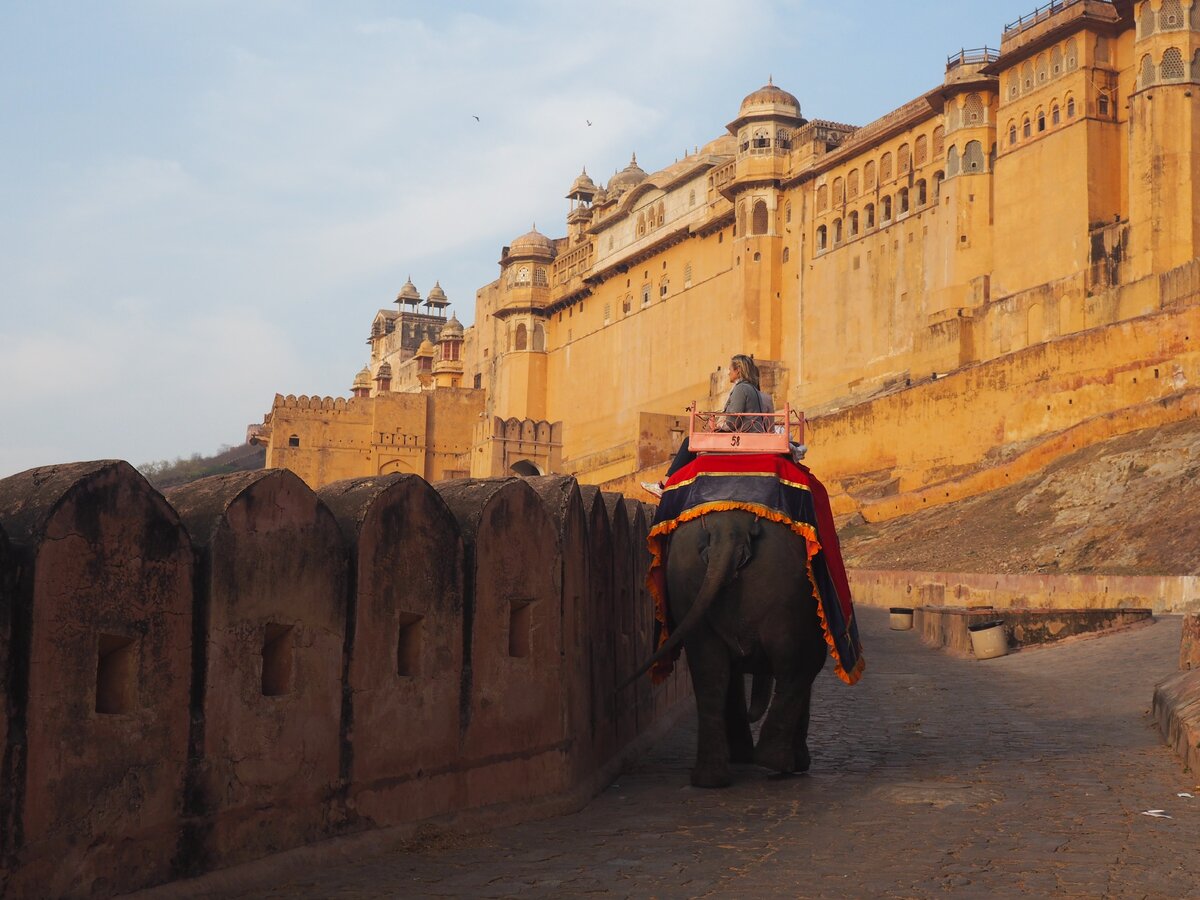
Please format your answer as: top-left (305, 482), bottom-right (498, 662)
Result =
top-left (630, 151), bottom-right (637, 165)
top-left (768, 74), bottom-right (773, 85)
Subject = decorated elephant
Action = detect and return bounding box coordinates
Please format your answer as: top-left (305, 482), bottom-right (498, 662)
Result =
top-left (628, 509), bottom-right (828, 787)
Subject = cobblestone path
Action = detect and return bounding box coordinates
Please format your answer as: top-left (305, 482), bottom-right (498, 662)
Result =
top-left (219, 609), bottom-right (1199, 898)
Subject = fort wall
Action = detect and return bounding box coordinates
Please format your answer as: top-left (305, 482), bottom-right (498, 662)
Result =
top-left (0, 463), bottom-right (687, 897)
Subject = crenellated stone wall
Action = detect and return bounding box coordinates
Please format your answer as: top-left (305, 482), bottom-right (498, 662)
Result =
top-left (0, 462), bottom-right (687, 898)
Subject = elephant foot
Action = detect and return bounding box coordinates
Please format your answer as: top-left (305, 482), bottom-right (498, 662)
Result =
top-left (690, 764), bottom-right (733, 789)
top-left (754, 742), bottom-right (796, 775)
top-left (794, 744), bottom-right (812, 773)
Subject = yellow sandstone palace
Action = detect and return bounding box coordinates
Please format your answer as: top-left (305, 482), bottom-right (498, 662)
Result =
top-left (253, 0), bottom-right (1200, 521)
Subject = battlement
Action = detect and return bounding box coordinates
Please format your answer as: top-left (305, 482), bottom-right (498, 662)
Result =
top-left (0, 463), bottom-right (686, 896)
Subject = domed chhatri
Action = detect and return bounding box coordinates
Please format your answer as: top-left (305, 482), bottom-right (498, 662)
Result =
top-left (509, 224), bottom-right (556, 258)
top-left (737, 76), bottom-right (801, 120)
top-left (415, 338), bottom-right (436, 357)
top-left (608, 153), bottom-right (647, 194)
top-left (352, 366), bottom-right (371, 389)
top-left (396, 276), bottom-right (421, 305)
top-left (375, 361), bottom-right (392, 378)
top-left (567, 167), bottom-right (598, 199)
top-left (440, 313), bottom-right (465, 337)
top-left (425, 280), bottom-right (450, 314)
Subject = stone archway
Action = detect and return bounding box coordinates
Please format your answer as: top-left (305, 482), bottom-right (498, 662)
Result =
top-left (510, 460), bottom-right (542, 477)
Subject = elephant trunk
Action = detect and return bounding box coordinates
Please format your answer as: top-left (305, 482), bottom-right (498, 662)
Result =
top-left (618, 535), bottom-right (741, 690)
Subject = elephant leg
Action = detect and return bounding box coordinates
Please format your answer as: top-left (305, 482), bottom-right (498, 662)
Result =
top-left (725, 670), bottom-right (755, 765)
top-left (684, 629), bottom-right (733, 788)
top-left (754, 623), bottom-right (823, 775)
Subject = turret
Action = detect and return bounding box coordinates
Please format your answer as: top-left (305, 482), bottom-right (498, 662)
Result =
top-left (424, 280), bottom-right (449, 317)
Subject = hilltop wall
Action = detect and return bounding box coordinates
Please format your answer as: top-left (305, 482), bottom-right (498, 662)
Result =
top-left (0, 462), bottom-right (685, 898)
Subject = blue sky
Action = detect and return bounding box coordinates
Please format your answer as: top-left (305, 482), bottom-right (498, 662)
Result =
top-left (0, 1), bottom-right (1034, 476)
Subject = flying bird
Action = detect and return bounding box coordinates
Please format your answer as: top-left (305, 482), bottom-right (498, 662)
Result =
top-left (586, 120), bottom-right (592, 126)
top-left (473, 115), bottom-right (480, 122)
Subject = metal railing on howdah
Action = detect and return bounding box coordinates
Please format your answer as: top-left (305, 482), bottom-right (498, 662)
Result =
top-left (1004, 0), bottom-right (1093, 35)
top-left (946, 47), bottom-right (1001, 69)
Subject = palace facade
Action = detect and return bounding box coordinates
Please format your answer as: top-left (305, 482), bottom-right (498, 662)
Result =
top-left (255, 0), bottom-right (1200, 518)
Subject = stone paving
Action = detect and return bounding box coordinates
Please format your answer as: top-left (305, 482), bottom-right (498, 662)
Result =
top-left (209, 608), bottom-right (1199, 898)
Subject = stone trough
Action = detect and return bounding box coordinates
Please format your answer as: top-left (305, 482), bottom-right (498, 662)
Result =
top-left (916, 605), bottom-right (1154, 657)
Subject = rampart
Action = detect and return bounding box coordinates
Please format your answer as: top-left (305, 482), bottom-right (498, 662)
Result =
top-left (0, 462), bottom-right (686, 897)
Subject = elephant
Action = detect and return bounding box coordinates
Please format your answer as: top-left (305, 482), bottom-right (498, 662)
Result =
top-left (629, 508), bottom-right (827, 788)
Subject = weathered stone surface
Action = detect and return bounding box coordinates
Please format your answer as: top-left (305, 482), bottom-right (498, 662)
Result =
top-left (1180, 613), bottom-right (1200, 670)
top-left (603, 493), bottom-right (638, 748)
top-left (1153, 667), bottom-right (1200, 777)
top-left (317, 474), bottom-right (464, 826)
top-left (578, 485), bottom-right (617, 766)
top-left (0, 522), bottom-right (12, 805)
top-left (918, 605), bottom-right (1154, 656)
top-left (0, 461), bottom-right (193, 898)
top-left (166, 469), bottom-right (347, 871)
top-left (527, 476), bottom-right (591, 782)
top-left (625, 499), bottom-right (656, 732)
top-left (436, 478), bottom-right (567, 807)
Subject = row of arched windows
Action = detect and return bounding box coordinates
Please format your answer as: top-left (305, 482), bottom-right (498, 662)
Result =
top-left (814, 174), bottom-right (943, 252)
top-left (508, 322), bottom-right (546, 352)
top-left (506, 265), bottom-right (549, 288)
top-left (1137, 0), bottom-right (1200, 37)
top-left (636, 201), bottom-right (666, 238)
top-left (1006, 38), bottom-right (1080, 99)
top-left (1138, 47), bottom-right (1200, 88)
top-left (815, 126), bottom-right (944, 213)
top-left (1004, 94), bottom-right (1086, 146)
top-left (735, 198), bottom-right (772, 236)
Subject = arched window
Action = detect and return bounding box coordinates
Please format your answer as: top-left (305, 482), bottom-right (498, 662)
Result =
top-left (848, 169), bottom-right (860, 199)
top-left (1037, 108), bottom-right (1046, 132)
top-left (1160, 0), bottom-right (1184, 30)
top-left (657, 201), bottom-right (665, 227)
top-left (1162, 47), bottom-right (1186, 81)
top-left (864, 160), bottom-right (877, 189)
top-left (1139, 0), bottom-right (1157, 38)
top-left (1035, 53), bottom-right (1049, 84)
top-left (641, 283), bottom-right (651, 306)
top-left (816, 225), bottom-right (828, 251)
top-left (1067, 96), bottom-right (1076, 117)
top-left (816, 184), bottom-right (828, 212)
top-left (915, 179), bottom-right (927, 206)
top-left (1008, 73), bottom-right (1020, 99)
top-left (865, 203), bottom-right (875, 228)
top-left (963, 140), bottom-right (985, 172)
top-left (1140, 53), bottom-right (1156, 89)
top-left (833, 218), bottom-right (843, 244)
top-left (517, 265), bottom-right (531, 284)
top-left (534, 267), bottom-right (548, 286)
top-left (946, 145), bottom-right (960, 177)
top-left (915, 135), bottom-right (928, 166)
top-left (881, 195), bottom-right (893, 221)
top-left (1022, 60), bottom-right (1034, 91)
top-left (515, 323), bottom-right (528, 351)
top-left (1098, 94), bottom-right (1110, 116)
top-left (1051, 46), bottom-right (1063, 77)
top-left (833, 176), bottom-right (844, 204)
top-left (659, 275), bottom-right (669, 297)
top-left (777, 128), bottom-right (792, 150)
top-left (785, 201), bottom-right (792, 223)
top-left (964, 93), bottom-right (984, 125)
top-left (636, 212), bottom-right (646, 237)
top-left (751, 199), bottom-right (769, 235)
top-left (1065, 39), bottom-right (1078, 70)
top-left (933, 125), bottom-right (945, 159)
top-left (848, 210), bottom-right (859, 236)
top-left (1051, 104), bottom-right (1061, 125)
top-left (735, 202), bottom-right (745, 236)
top-left (898, 143), bottom-right (911, 173)
top-left (1192, 48), bottom-right (1200, 82)
top-left (532, 324), bottom-right (545, 351)
top-left (752, 127), bottom-right (770, 150)
top-left (1023, 117), bottom-right (1032, 138)
top-left (898, 188), bottom-right (909, 214)
top-left (880, 152), bottom-right (893, 182)
top-left (782, 247), bottom-right (790, 262)
top-left (1008, 121), bottom-right (1018, 145)
top-left (933, 170), bottom-right (945, 199)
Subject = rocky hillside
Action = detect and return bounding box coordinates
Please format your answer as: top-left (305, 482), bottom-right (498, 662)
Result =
top-left (838, 417), bottom-right (1200, 576)
top-left (138, 443), bottom-right (265, 490)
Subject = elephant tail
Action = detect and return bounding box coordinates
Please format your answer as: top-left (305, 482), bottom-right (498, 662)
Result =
top-left (747, 668), bottom-right (772, 723)
top-left (617, 539), bottom-right (739, 691)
